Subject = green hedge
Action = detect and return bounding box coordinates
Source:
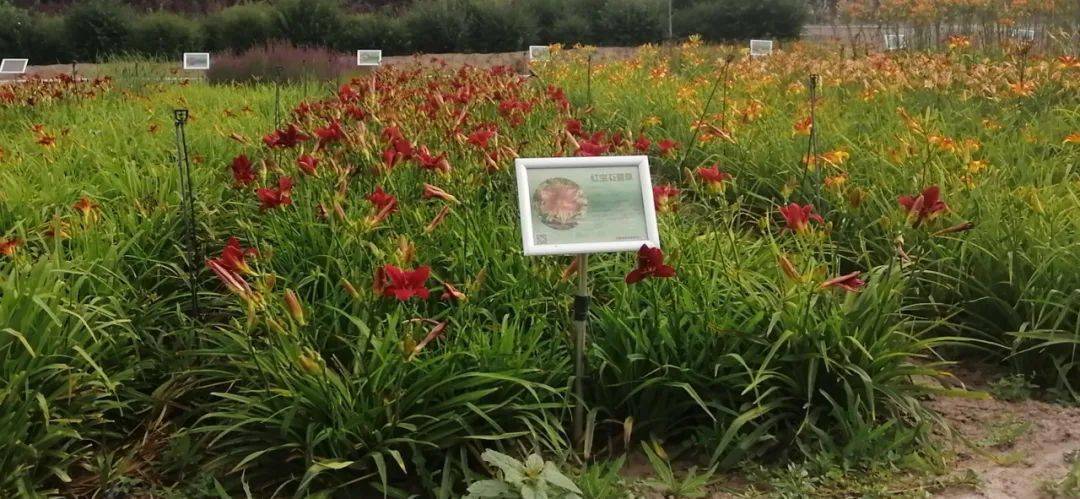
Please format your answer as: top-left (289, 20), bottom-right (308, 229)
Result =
top-left (130, 12), bottom-right (202, 58)
top-left (1, 0), bottom-right (807, 64)
top-left (203, 3), bottom-right (280, 53)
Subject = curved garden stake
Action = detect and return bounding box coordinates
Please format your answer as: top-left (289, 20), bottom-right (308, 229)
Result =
top-left (173, 109), bottom-right (201, 319)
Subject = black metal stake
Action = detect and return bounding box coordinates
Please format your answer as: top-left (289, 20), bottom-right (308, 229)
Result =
top-left (799, 74), bottom-right (821, 200)
top-left (173, 109), bottom-right (201, 319)
top-left (675, 54), bottom-right (734, 181)
top-left (586, 54), bottom-right (593, 109)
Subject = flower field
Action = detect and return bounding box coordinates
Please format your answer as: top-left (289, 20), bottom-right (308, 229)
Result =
top-left (1, 39), bottom-right (1078, 496)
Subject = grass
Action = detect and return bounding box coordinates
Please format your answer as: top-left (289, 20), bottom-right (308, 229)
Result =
top-left (1, 38), bottom-right (1078, 495)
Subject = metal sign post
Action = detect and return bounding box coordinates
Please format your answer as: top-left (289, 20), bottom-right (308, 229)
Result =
top-left (515, 156), bottom-right (661, 452)
top-left (572, 253), bottom-right (589, 445)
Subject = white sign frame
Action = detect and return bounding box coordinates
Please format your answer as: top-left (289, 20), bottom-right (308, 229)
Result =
top-left (528, 45), bottom-right (551, 62)
top-left (749, 40), bottom-right (773, 58)
top-left (356, 50), bottom-right (382, 66)
top-left (0, 58), bottom-right (29, 74)
top-left (516, 156), bottom-right (660, 256)
top-left (183, 52), bottom-right (211, 70)
top-left (1012, 28), bottom-right (1035, 41)
top-left (884, 34), bottom-right (907, 50)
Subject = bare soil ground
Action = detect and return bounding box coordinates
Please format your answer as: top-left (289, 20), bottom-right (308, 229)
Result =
top-left (928, 365), bottom-right (1080, 498)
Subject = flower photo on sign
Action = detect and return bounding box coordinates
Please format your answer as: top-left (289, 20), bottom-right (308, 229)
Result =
top-left (533, 177), bottom-right (588, 230)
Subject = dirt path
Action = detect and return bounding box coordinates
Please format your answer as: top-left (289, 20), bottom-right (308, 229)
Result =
top-left (928, 366), bottom-right (1080, 498)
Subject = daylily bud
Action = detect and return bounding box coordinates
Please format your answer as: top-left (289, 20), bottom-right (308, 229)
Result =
top-left (283, 288), bottom-right (306, 326)
top-left (341, 277), bottom-right (361, 300)
top-left (297, 348), bottom-right (324, 375)
top-left (422, 183), bottom-right (459, 204)
top-left (777, 254), bottom-right (802, 282)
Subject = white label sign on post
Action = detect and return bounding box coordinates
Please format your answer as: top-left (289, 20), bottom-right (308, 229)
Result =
top-left (516, 156), bottom-right (661, 256)
top-left (749, 40), bottom-right (773, 58)
top-left (528, 45), bottom-right (551, 62)
top-left (357, 50), bottom-right (382, 66)
top-left (1012, 28), bottom-right (1035, 41)
top-left (0, 58), bottom-right (29, 74)
top-left (884, 34), bottom-right (906, 51)
top-left (183, 52), bottom-right (211, 70)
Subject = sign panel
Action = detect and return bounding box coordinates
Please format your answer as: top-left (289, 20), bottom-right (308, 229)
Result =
top-left (183, 52), bottom-right (211, 70)
top-left (749, 40), bottom-right (773, 58)
top-left (0, 58), bottom-right (29, 74)
top-left (1012, 28), bottom-right (1035, 41)
top-left (516, 156), bottom-right (660, 256)
top-left (357, 50), bottom-right (382, 66)
top-left (528, 45), bottom-right (551, 62)
top-left (884, 34), bottom-right (906, 51)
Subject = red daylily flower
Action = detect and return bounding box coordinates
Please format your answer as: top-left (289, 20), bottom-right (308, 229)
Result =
top-left (576, 139), bottom-right (609, 157)
top-left (338, 84), bottom-right (359, 103)
top-left (565, 119), bottom-right (584, 137)
top-left (417, 146), bottom-right (452, 174)
top-left (779, 203), bottom-right (823, 233)
top-left (422, 183), bottom-right (458, 203)
top-left (467, 128), bottom-right (496, 150)
top-left (1, 238), bottom-right (22, 257)
top-left (653, 185), bottom-right (680, 213)
top-left (375, 264), bottom-right (431, 301)
top-left (297, 155), bottom-right (319, 176)
top-left (263, 124), bottom-right (310, 149)
top-left (73, 197), bottom-right (98, 219)
top-left (696, 165), bottom-right (732, 193)
top-left (230, 155), bottom-right (256, 187)
top-left (898, 185), bottom-right (948, 227)
top-left (257, 177), bottom-right (294, 210)
top-left (634, 135), bottom-right (652, 152)
top-left (657, 139), bottom-right (679, 156)
top-left (366, 186), bottom-right (398, 214)
top-left (821, 271), bottom-right (865, 293)
top-left (210, 237), bottom-right (258, 275)
top-left (625, 245), bottom-right (676, 284)
top-left (315, 120), bottom-right (345, 149)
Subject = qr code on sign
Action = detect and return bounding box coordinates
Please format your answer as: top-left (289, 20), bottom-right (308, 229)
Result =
top-left (535, 234), bottom-right (548, 244)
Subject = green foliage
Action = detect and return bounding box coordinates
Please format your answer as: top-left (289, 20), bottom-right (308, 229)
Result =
top-left (988, 373), bottom-right (1038, 401)
top-left (463, 0), bottom-right (538, 53)
top-left (403, 0), bottom-right (470, 54)
top-left (33, 16), bottom-right (73, 64)
top-left (595, 0), bottom-right (665, 46)
top-left (274, 0), bottom-right (344, 47)
top-left (63, 0), bottom-right (135, 61)
top-left (0, 2), bottom-right (35, 59)
top-left (202, 2), bottom-right (280, 54)
top-left (335, 14), bottom-right (410, 55)
top-left (465, 449), bottom-right (583, 498)
top-left (638, 441), bottom-right (715, 497)
top-left (0, 258), bottom-right (138, 496)
top-left (129, 12), bottom-right (202, 59)
top-left (675, 0), bottom-right (808, 40)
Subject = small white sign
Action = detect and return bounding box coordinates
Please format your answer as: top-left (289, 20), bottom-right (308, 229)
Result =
top-left (183, 52), bottom-right (211, 70)
top-left (528, 45), bottom-right (551, 62)
top-left (357, 50), bottom-right (382, 66)
top-left (749, 40), bottom-right (773, 58)
top-left (0, 58), bottom-right (29, 74)
top-left (1012, 28), bottom-right (1035, 41)
top-left (516, 156), bottom-right (660, 256)
top-left (884, 34), bottom-right (907, 51)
